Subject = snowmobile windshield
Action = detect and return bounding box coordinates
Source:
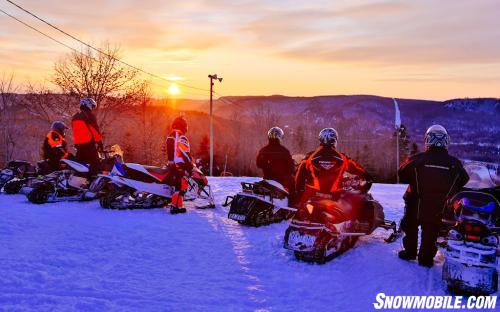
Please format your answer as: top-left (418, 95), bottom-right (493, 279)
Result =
top-left (463, 162), bottom-right (499, 189)
top-left (451, 192), bottom-right (500, 226)
top-left (460, 205), bottom-right (494, 224)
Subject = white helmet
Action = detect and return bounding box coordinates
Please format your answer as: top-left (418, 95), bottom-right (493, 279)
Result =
top-left (268, 126), bottom-right (284, 141)
top-left (425, 124), bottom-right (450, 149)
top-left (80, 98), bottom-right (97, 110)
top-left (319, 128), bottom-right (338, 147)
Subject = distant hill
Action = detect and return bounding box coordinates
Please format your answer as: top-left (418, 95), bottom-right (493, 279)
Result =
top-left (209, 95), bottom-right (499, 165)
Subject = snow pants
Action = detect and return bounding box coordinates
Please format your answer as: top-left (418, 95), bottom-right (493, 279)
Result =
top-left (402, 220), bottom-right (440, 264)
top-left (75, 142), bottom-right (100, 177)
top-left (169, 168), bottom-right (189, 209)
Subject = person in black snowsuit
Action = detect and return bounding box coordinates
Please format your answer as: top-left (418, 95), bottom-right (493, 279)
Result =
top-left (71, 98), bottom-right (103, 177)
top-left (256, 127), bottom-right (294, 191)
top-left (398, 125), bottom-right (469, 267)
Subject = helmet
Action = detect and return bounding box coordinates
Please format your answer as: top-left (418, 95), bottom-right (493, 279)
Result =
top-left (51, 121), bottom-right (69, 136)
top-left (425, 124), bottom-right (449, 149)
top-left (267, 126), bottom-right (284, 141)
top-left (319, 128), bottom-right (338, 147)
top-left (172, 116), bottom-right (188, 134)
top-left (80, 98), bottom-right (97, 110)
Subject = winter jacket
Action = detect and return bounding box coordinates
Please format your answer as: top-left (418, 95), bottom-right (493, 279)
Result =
top-left (256, 139), bottom-right (294, 188)
top-left (71, 108), bottom-right (102, 146)
top-left (295, 145), bottom-right (370, 204)
top-left (42, 130), bottom-right (69, 169)
top-left (166, 130), bottom-right (192, 170)
top-left (398, 147), bottom-right (469, 224)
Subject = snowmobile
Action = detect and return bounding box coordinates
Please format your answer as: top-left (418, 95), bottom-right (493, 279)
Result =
top-left (26, 149), bottom-right (122, 204)
top-left (1, 160), bottom-right (57, 194)
top-left (283, 183), bottom-right (398, 263)
top-left (98, 163), bottom-right (215, 210)
top-left (0, 160), bottom-right (37, 193)
top-left (224, 179), bottom-right (295, 226)
top-left (441, 185), bottom-right (499, 295)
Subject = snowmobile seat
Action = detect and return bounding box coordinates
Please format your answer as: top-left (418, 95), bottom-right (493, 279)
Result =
top-left (301, 193), bottom-right (372, 226)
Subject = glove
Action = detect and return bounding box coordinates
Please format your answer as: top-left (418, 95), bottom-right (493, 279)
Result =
top-left (97, 141), bottom-right (104, 153)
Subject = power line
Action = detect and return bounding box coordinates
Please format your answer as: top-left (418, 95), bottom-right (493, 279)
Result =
top-left (4, 0), bottom-right (209, 92)
top-left (0, 8), bottom-right (81, 54)
top-left (0, 8), bottom-right (207, 100)
top-left (0, 9), bottom-right (206, 96)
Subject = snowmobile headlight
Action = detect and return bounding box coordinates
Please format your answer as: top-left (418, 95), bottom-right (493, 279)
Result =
top-left (480, 253), bottom-right (496, 264)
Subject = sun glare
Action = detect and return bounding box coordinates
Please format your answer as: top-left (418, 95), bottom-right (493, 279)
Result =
top-left (168, 83), bottom-right (181, 96)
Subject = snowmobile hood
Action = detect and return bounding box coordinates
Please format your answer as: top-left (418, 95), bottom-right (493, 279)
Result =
top-left (60, 159), bottom-right (89, 173)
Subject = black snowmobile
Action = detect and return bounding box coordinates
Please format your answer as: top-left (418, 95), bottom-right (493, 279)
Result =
top-left (440, 165), bottom-right (500, 295)
top-left (26, 150), bottom-right (122, 204)
top-left (224, 179), bottom-right (295, 226)
top-left (283, 183), bottom-right (398, 263)
top-left (0, 160), bottom-right (38, 194)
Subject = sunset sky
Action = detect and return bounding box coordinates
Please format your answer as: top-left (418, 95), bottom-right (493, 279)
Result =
top-left (1, 0), bottom-right (500, 100)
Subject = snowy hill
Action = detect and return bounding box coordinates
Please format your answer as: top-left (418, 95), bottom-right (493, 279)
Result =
top-left (1, 178), bottom-right (496, 311)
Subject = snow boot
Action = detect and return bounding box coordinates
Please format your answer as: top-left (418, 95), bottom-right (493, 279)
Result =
top-left (398, 250), bottom-right (416, 261)
top-left (418, 258), bottom-right (434, 268)
top-left (170, 206), bottom-right (187, 214)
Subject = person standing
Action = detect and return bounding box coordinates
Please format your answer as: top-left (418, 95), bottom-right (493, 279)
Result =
top-left (166, 116), bottom-right (192, 214)
top-left (398, 125), bottom-right (469, 267)
top-left (256, 127), bottom-right (294, 191)
top-left (71, 98), bottom-right (103, 177)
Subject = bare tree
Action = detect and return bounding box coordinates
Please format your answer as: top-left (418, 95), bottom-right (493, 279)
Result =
top-left (136, 83), bottom-right (165, 164)
top-left (0, 73), bottom-right (19, 163)
top-left (52, 43), bottom-right (147, 134)
top-left (20, 82), bottom-right (69, 125)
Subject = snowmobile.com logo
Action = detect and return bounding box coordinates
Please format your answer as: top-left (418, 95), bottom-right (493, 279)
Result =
top-left (373, 293), bottom-right (497, 310)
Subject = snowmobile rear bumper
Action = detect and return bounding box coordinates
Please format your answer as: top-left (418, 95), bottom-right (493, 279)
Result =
top-left (225, 192), bottom-right (293, 226)
top-left (443, 257), bottom-right (498, 295)
top-left (442, 240), bottom-right (498, 294)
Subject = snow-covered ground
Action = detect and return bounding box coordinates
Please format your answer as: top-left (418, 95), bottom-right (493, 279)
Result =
top-left (0, 178), bottom-right (496, 311)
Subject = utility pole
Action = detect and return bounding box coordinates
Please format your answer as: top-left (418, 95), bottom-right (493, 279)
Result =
top-left (208, 74), bottom-right (223, 176)
top-left (393, 98), bottom-right (401, 183)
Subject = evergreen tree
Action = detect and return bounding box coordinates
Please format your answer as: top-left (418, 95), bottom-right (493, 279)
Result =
top-left (410, 142), bottom-right (420, 155)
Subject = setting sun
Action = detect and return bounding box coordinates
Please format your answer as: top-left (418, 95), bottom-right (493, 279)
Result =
top-left (167, 83), bottom-right (181, 96)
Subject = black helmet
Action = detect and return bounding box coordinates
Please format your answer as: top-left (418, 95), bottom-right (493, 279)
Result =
top-left (172, 116), bottom-right (188, 134)
top-left (424, 124), bottom-right (449, 149)
top-left (318, 128), bottom-right (338, 147)
top-left (267, 126), bottom-right (284, 141)
top-left (51, 121), bottom-right (69, 136)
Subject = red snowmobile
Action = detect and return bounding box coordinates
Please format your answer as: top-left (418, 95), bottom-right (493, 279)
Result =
top-left (284, 182), bottom-right (398, 263)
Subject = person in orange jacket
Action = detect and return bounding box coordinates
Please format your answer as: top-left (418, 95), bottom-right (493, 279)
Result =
top-left (71, 98), bottom-right (103, 177)
top-left (166, 116), bottom-right (192, 214)
top-left (294, 128), bottom-right (371, 207)
top-left (41, 121), bottom-right (70, 173)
